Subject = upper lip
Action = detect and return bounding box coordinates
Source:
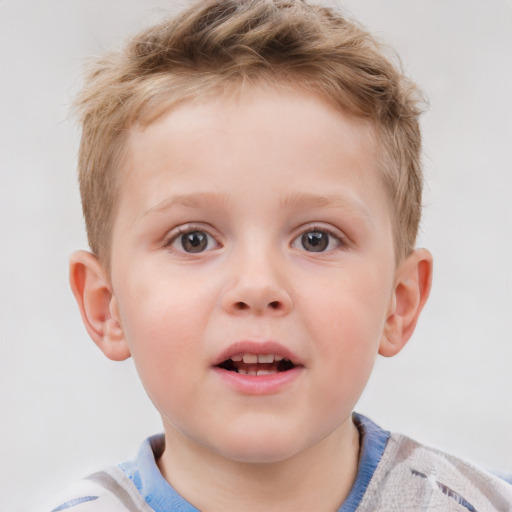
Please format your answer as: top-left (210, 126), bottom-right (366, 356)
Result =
top-left (212, 340), bottom-right (303, 367)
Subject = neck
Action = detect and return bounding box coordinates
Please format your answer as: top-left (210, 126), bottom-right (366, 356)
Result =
top-left (158, 417), bottom-right (360, 512)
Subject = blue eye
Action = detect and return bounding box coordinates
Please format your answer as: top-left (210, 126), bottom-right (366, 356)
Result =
top-left (292, 229), bottom-right (342, 253)
top-left (170, 230), bottom-right (218, 253)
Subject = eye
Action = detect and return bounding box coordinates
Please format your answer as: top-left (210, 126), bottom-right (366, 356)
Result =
top-left (292, 229), bottom-right (342, 253)
top-left (168, 229), bottom-right (219, 254)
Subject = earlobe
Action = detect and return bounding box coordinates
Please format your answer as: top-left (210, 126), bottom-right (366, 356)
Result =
top-left (69, 250), bottom-right (131, 361)
top-left (379, 248), bottom-right (433, 357)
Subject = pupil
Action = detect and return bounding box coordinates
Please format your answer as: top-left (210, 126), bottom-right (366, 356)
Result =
top-left (302, 231), bottom-right (328, 252)
top-left (182, 231), bottom-right (207, 253)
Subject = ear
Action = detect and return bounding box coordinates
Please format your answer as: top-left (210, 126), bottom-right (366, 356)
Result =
top-left (379, 248), bottom-right (433, 357)
top-left (69, 250), bottom-right (131, 361)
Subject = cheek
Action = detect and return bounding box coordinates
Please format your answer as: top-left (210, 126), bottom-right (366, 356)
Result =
top-left (118, 263), bottom-right (218, 342)
top-left (114, 270), bottom-right (216, 398)
top-left (121, 299), bottom-right (204, 427)
top-left (303, 273), bottom-right (389, 345)
top-left (307, 302), bottom-right (380, 424)
top-left (301, 271), bottom-right (390, 388)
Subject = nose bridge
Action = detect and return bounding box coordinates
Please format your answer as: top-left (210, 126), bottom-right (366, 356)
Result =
top-left (220, 234), bottom-right (292, 316)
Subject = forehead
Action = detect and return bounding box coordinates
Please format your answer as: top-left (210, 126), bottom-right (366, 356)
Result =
top-left (126, 85), bottom-right (379, 176)
top-left (116, 86), bottom-right (388, 229)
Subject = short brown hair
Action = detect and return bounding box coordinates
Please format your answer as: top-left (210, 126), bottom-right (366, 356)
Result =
top-left (75, 0), bottom-right (425, 266)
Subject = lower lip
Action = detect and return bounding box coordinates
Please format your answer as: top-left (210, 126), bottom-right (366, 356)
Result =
top-left (212, 366), bottom-right (303, 395)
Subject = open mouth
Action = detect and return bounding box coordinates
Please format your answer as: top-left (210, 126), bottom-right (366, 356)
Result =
top-left (216, 353), bottom-right (296, 376)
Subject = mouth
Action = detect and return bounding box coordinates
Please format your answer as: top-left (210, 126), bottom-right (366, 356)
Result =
top-left (216, 353), bottom-right (296, 376)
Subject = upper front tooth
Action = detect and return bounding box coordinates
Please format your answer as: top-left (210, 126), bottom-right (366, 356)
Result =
top-left (242, 353), bottom-right (258, 364)
top-left (257, 354), bottom-right (274, 363)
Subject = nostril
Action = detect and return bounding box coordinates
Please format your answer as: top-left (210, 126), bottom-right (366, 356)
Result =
top-left (224, 294), bottom-right (291, 315)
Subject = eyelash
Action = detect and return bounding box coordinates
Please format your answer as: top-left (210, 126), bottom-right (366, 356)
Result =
top-left (163, 224), bottom-right (347, 255)
top-left (291, 224), bottom-right (346, 253)
top-left (163, 224), bottom-right (221, 255)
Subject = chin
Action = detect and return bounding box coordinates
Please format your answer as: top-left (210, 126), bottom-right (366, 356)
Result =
top-left (212, 428), bottom-right (309, 464)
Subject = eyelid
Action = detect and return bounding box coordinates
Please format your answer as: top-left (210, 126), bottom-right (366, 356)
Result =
top-left (163, 223), bottom-right (222, 253)
top-left (290, 223), bottom-right (347, 251)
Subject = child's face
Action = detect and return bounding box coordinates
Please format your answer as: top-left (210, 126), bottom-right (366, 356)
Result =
top-left (109, 86), bottom-right (397, 463)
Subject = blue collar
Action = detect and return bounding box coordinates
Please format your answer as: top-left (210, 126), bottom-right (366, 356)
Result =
top-left (119, 413), bottom-right (389, 512)
top-left (339, 413), bottom-right (390, 511)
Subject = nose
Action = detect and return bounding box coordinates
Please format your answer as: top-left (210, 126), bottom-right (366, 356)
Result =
top-left (220, 253), bottom-right (292, 317)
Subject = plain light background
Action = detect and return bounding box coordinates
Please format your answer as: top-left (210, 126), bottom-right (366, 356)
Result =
top-left (1, 1), bottom-right (511, 510)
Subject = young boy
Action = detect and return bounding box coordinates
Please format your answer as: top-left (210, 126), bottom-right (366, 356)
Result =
top-left (51, 0), bottom-right (512, 510)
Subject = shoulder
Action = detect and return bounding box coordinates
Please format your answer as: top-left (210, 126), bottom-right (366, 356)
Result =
top-left (45, 465), bottom-right (154, 512)
top-left (359, 431), bottom-right (512, 511)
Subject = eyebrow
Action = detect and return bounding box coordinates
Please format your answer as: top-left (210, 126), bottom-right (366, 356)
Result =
top-left (279, 192), bottom-right (373, 223)
top-left (142, 192), bottom-right (230, 217)
top-left (141, 191), bottom-right (372, 223)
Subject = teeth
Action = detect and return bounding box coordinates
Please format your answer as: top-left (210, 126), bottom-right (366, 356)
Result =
top-left (237, 353), bottom-right (284, 363)
top-left (236, 369), bottom-right (278, 376)
top-left (256, 370), bottom-right (276, 375)
top-left (227, 353), bottom-right (293, 374)
top-left (242, 354), bottom-right (258, 364)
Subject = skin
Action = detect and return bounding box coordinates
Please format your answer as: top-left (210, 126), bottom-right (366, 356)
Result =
top-left (70, 85), bottom-right (432, 512)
